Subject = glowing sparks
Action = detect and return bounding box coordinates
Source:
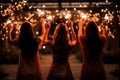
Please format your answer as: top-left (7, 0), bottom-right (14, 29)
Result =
top-left (104, 12), bottom-right (114, 22)
top-left (81, 13), bottom-right (87, 19)
top-left (0, 0), bottom-right (119, 40)
top-left (46, 15), bottom-right (53, 21)
top-left (104, 14), bottom-right (109, 20)
top-left (65, 13), bottom-right (71, 19)
top-left (6, 20), bottom-right (11, 24)
top-left (37, 9), bottom-right (45, 17)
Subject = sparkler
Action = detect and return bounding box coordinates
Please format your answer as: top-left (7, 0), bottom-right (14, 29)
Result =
top-left (6, 20), bottom-right (11, 24)
top-left (46, 15), bottom-right (53, 21)
top-left (65, 13), bottom-right (71, 19)
top-left (0, 0), bottom-right (119, 41)
top-left (81, 13), bottom-right (87, 19)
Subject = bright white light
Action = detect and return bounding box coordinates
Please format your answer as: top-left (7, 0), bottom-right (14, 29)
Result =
top-left (29, 6), bottom-right (32, 9)
top-left (90, 10), bottom-right (92, 13)
top-left (42, 5), bottom-right (45, 8)
top-left (55, 10), bottom-right (59, 12)
top-left (75, 26), bottom-right (78, 29)
top-left (106, 0), bottom-right (108, 3)
top-left (2, 38), bottom-right (4, 41)
top-left (79, 5), bottom-right (82, 7)
top-left (83, 5), bottom-right (87, 8)
top-left (65, 13), bottom-right (71, 19)
top-left (36, 31), bottom-right (39, 35)
top-left (6, 20), bottom-right (11, 24)
top-left (104, 14), bottom-right (109, 20)
top-left (73, 8), bottom-right (76, 11)
top-left (47, 15), bottom-right (53, 21)
top-left (0, 5), bottom-right (3, 8)
top-left (68, 27), bottom-right (71, 30)
top-left (40, 11), bottom-right (45, 15)
top-left (115, 5), bottom-right (118, 8)
top-left (37, 9), bottom-right (45, 16)
top-left (42, 45), bottom-right (46, 49)
top-left (81, 13), bottom-right (86, 19)
top-left (101, 9), bottom-right (104, 12)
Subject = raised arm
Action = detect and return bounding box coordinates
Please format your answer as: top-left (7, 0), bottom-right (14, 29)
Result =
top-left (50, 23), bottom-right (61, 45)
top-left (38, 18), bottom-right (46, 41)
top-left (67, 20), bottom-right (77, 46)
top-left (8, 24), bottom-right (18, 45)
top-left (43, 21), bottom-right (51, 43)
top-left (78, 19), bottom-right (83, 39)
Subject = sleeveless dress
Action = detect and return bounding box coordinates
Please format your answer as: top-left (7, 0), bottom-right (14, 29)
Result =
top-left (47, 42), bottom-right (75, 80)
top-left (16, 38), bottom-right (43, 80)
top-left (79, 36), bottom-right (107, 80)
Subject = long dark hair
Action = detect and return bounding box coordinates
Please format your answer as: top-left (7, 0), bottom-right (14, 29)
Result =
top-left (52, 23), bottom-right (70, 55)
top-left (85, 21), bottom-right (99, 39)
top-left (55, 24), bottom-right (68, 44)
top-left (84, 21), bottom-right (102, 55)
top-left (19, 22), bottom-right (38, 57)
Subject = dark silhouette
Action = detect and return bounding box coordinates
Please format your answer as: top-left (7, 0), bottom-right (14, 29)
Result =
top-left (78, 20), bottom-right (107, 80)
top-left (8, 21), bottom-right (45, 80)
top-left (46, 20), bottom-right (76, 80)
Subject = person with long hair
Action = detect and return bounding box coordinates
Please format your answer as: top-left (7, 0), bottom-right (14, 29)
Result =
top-left (8, 20), bottom-right (46, 80)
top-left (46, 19), bottom-right (76, 80)
top-left (78, 20), bottom-right (107, 80)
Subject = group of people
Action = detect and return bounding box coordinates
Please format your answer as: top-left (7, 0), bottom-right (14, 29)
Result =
top-left (7, 17), bottom-right (107, 80)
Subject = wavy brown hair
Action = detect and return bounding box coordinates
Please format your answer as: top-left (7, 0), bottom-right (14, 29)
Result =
top-left (84, 21), bottom-right (102, 56)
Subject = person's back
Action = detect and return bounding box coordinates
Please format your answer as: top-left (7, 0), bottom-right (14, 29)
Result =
top-left (8, 22), bottom-right (44, 80)
top-left (51, 25), bottom-right (70, 64)
top-left (47, 22), bottom-right (76, 80)
top-left (19, 22), bottom-right (38, 57)
top-left (78, 21), bottom-right (107, 80)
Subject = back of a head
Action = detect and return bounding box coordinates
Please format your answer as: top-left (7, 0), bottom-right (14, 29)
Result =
top-left (84, 21), bottom-right (102, 54)
top-left (56, 23), bottom-right (68, 43)
top-left (53, 23), bottom-right (70, 56)
top-left (20, 22), bottom-right (34, 39)
top-left (19, 22), bottom-right (37, 57)
top-left (85, 21), bottom-right (99, 39)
